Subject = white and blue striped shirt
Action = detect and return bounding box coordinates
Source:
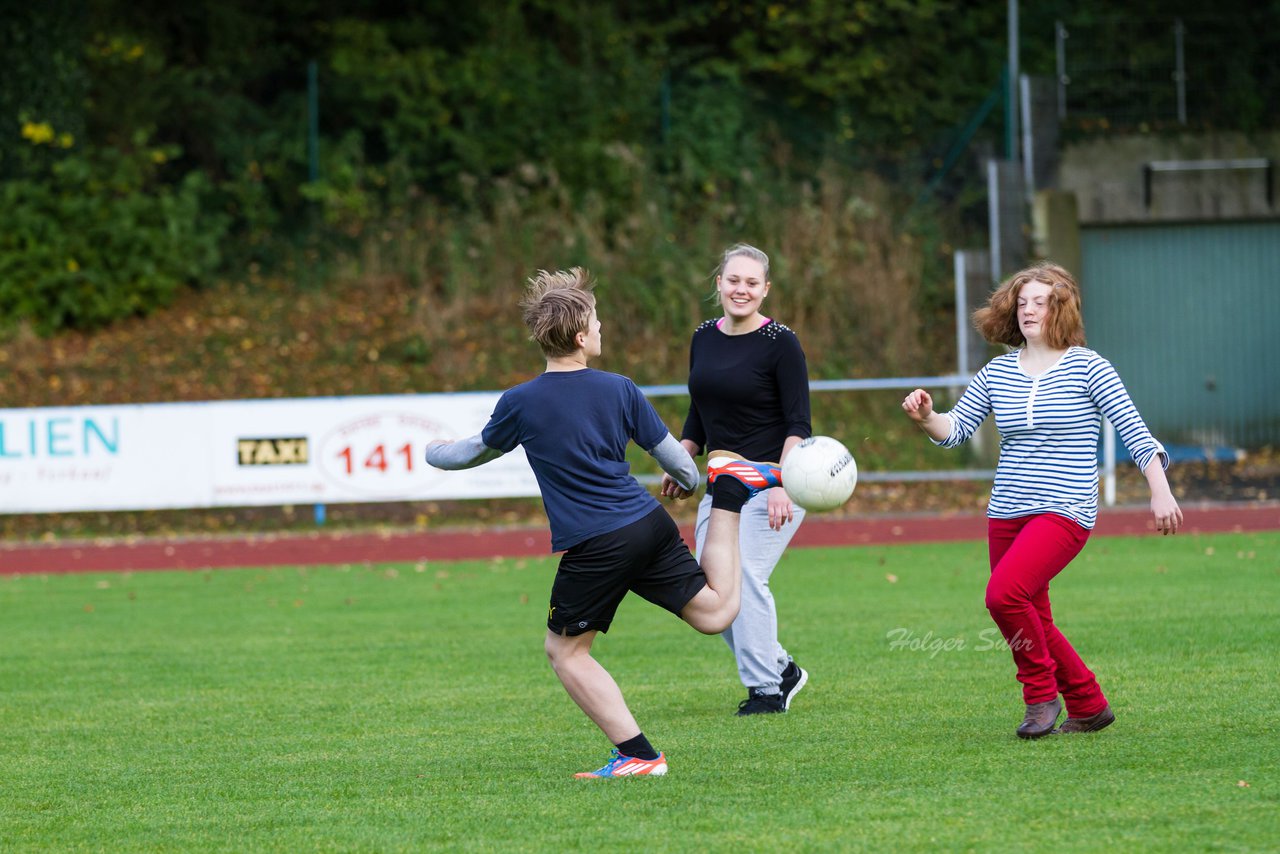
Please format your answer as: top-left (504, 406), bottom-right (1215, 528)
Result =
top-left (937, 346), bottom-right (1167, 529)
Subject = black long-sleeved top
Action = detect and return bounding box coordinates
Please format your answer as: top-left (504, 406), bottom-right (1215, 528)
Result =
top-left (680, 318), bottom-right (812, 462)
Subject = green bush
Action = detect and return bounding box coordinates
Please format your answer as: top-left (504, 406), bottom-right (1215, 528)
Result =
top-left (0, 142), bottom-right (226, 334)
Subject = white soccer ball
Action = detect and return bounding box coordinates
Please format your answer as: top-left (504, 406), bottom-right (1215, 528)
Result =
top-left (782, 436), bottom-right (858, 512)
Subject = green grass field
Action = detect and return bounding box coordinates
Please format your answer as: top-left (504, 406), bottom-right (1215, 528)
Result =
top-left (3, 531), bottom-right (1277, 852)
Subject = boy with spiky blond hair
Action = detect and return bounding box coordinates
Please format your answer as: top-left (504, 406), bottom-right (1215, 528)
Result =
top-left (427, 267), bottom-right (782, 778)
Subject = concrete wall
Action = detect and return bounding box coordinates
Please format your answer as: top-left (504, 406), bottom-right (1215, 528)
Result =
top-left (1058, 132), bottom-right (1280, 223)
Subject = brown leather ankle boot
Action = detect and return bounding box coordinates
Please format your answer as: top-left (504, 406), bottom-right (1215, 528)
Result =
top-left (1055, 705), bottom-right (1115, 734)
top-left (1016, 698), bottom-right (1062, 739)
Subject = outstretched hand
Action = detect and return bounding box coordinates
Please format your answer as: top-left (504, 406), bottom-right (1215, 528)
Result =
top-left (901, 388), bottom-right (934, 423)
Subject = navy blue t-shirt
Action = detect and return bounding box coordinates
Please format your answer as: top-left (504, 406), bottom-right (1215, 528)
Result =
top-left (481, 368), bottom-right (669, 551)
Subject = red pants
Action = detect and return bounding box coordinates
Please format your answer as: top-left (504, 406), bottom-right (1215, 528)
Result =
top-left (986, 514), bottom-right (1108, 715)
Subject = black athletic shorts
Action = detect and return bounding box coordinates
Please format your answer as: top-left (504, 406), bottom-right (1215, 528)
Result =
top-left (548, 506), bottom-right (707, 636)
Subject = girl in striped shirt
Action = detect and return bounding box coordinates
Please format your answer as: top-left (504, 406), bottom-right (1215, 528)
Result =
top-left (901, 261), bottom-right (1182, 739)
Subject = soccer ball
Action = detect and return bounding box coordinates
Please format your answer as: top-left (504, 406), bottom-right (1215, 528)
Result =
top-left (782, 436), bottom-right (858, 512)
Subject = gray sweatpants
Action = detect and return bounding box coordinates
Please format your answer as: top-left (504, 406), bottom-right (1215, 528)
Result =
top-left (693, 491), bottom-right (805, 693)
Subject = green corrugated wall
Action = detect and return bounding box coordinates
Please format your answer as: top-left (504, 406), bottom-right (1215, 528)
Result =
top-left (1080, 221), bottom-right (1280, 449)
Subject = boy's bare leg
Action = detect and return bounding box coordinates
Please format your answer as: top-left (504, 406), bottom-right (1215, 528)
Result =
top-left (681, 454), bottom-right (781, 634)
top-left (545, 629), bottom-right (642, 743)
top-left (681, 508), bottom-right (742, 634)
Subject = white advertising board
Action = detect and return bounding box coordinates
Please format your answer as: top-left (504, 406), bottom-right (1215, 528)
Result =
top-left (0, 393), bottom-right (539, 513)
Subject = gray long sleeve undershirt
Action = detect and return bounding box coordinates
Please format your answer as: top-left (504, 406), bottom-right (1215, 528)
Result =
top-left (425, 434), bottom-right (503, 469)
top-left (426, 431), bottom-right (699, 494)
top-left (650, 432), bottom-right (699, 492)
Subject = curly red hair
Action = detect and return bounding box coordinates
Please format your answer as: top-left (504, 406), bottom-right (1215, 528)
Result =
top-left (973, 261), bottom-right (1086, 349)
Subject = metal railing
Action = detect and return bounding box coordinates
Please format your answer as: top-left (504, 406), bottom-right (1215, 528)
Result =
top-left (638, 377), bottom-right (1122, 505)
top-left (1142, 158), bottom-right (1274, 209)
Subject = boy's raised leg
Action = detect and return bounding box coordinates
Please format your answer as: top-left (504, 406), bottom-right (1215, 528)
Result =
top-left (681, 453), bottom-right (782, 634)
top-left (681, 508), bottom-right (743, 633)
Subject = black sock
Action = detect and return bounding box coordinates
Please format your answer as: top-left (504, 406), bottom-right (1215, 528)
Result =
top-left (710, 478), bottom-right (750, 513)
top-left (615, 733), bottom-right (659, 761)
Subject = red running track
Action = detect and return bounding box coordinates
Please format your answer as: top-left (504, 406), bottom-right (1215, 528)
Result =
top-left (2, 503), bottom-right (1276, 575)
